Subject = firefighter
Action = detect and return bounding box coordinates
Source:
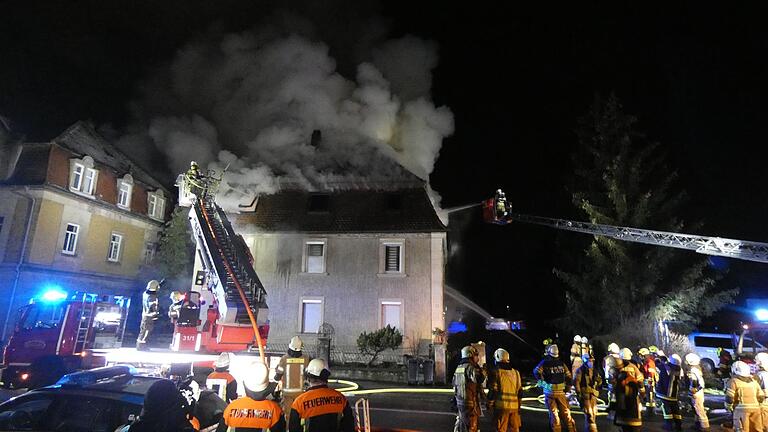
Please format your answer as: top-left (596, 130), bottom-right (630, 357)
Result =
top-left (718, 347), bottom-right (734, 387)
top-left (168, 291), bottom-right (184, 321)
top-left (219, 360), bottom-right (285, 432)
top-left (603, 342), bottom-right (622, 413)
top-left (570, 335), bottom-right (584, 376)
top-left (136, 279), bottom-right (160, 351)
top-left (685, 353), bottom-right (710, 431)
top-left (487, 348), bottom-right (522, 432)
top-left (495, 189), bottom-right (509, 219)
top-left (637, 347), bottom-right (657, 414)
top-left (186, 161), bottom-right (205, 197)
top-left (453, 345), bottom-right (486, 432)
top-left (726, 360), bottom-right (765, 432)
top-left (573, 352), bottom-right (601, 432)
top-left (127, 379), bottom-right (196, 432)
top-left (289, 359), bottom-right (354, 432)
top-left (207, 352), bottom-right (239, 403)
top-left (755, 352), bottom-right (768, 431)
top-left (656, 353), bottom-right (683, 431)
top-left (274, 336), bottom-right (312, 422)
top-left (614, 348), bottom-right (644, 432)
top-left (534, 344), bottom-right (576, 432)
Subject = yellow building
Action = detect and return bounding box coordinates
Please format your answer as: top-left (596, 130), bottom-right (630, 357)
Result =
top-left (0, 122), bottom-right (170, 339)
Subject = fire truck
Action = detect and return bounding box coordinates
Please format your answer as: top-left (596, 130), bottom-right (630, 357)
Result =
top-left (0, 291), bottom-right (130, 388)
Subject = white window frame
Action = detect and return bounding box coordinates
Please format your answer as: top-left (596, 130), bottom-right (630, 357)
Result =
top-left (62, 223), bottom-right (80, 255)
top-left (379, 239), bottom-right (405, 276)
top-left (379, 299), bottom-right (404, 330)
top-left (303, 239), bottom-right (327, 274)
top-left (143, 242), bottom-right (156, 264)
top-left (148, 191), bottom-right (166, 220)
top-left (69, 157), bottom-right (98, 197)
top-left (107, 233), bottom-right (123, 262)
top-left (117, 175), bottom-right (133, 209)
top-left (299, 296), bottom-right (324, 334)
top-left (71, 163), bottom-right (84, 191)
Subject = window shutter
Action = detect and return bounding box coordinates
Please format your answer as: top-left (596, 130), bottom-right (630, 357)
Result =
top-left (385, 245), bottom-right (400, 272)
top-left (308, 244), bottom-right (324, 257)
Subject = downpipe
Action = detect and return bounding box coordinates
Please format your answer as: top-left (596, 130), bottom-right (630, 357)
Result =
top-left (2, 187), bottom-right (36, 340)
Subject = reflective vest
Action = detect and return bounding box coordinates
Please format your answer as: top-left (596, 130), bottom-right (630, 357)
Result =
top-left (222, 397), bottom-right (283, 431)
top-left (277, 354), bottom-right (311, 393)
top-left (534, 356), bottom-right (571, 395)
top-left (454, 359), bottom-right (484, 408)
top-left (207, 371), bottom-right (238, 402)
top-left (291, 385), bottom-right (349, 431)
top-left (726, 376), bottom-right (764, 411)
top-left (573, 364), bottom-right (602, 399)
top-left (489, 364), bottom-right (521, 410)
top-left (688, 366), bottom-right (705, 395)
top-left (757, 370), bottom-right (768, 407)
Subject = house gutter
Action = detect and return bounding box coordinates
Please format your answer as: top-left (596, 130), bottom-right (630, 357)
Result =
top-left (2, 187), bottom-right (36, 340)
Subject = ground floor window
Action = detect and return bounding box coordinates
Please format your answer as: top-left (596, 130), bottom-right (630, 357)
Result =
top-left (380, 300), bottom-right (402, 329)
top-left (300, 297), bottom-right (323, 333)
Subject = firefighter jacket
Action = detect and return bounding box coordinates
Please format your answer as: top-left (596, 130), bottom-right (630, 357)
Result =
top-left (488, 362), bottom-right (522, 411)
top-left (687, 366), bottom-right (705, 396)
top-left (454, 358), bottom-right (486, 409)
top-left (570, 343), bottom-right (583, 364)
top-left (207, 370), bottom-right (239, 403)
top-left (573, 363), bottom-right (602, 400)
top-left (275, 352), bottom-right (311, 394)
top-left (757, 370), bottom-right (768, 407)
top-left (614, 362), bottom-right (645, 427)
top-left (603, 354), bottom-right (622, 386)
top-left (655, 361), bottom-right (682, 401)
top-left (642, 355), bottom-right (657, 384)
top-left (725, 376), bottom-right (765, 412)
top-left (142, 291), bottom-right (159, 320)
top-left (219, 396), bottom-right (285, 432)
top-left (534, 355), bottom-right (572, 395)
top-left (289, 384), bottom-right (354, 432)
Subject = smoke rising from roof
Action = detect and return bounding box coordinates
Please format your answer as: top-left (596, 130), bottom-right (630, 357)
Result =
top-left (118, 17), bottom-right (454, 212)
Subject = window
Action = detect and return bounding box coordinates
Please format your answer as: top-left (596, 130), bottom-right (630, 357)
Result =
top-left (71, 163), bottom-right (84, 190)
top-left (379, 240), bottom-right (405, 274)
top-left (148, 192), bottom-right (166, 220)
top-left (304, 240), bottom-right (326, 273)
top-left (143, 242), bottom-right (156, 264)
top-left (380, 300), bottom-right (402, 329)
top-left (107, 233), bottom-right (122, 262)
top-left (117, 176), bottom-right (133, 209)
top-left (300, 298), bottom-right (323, 333)
top-left (83, 168), bottom-right (96, 194)
top-left (693, 336), bottom-right (733, 349)
top-left (69, 157), bottom-right (98, 196)
top-left (62, 223), bottom-right (79, 255)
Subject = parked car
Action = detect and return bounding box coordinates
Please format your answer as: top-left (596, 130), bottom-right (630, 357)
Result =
top-left (688, 332), bottom-right (768, 373)
top-left (0, 366), bottom-right (158, 431)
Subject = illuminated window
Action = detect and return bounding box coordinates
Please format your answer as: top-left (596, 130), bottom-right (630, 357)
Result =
top-left (380, 300), bottom-right (402, 329)
top-left (148, 192), bottom-right (166, 220)
top-left (379, 239), bottom-right (405, 274)
top-left (69, 156), bottom-right (98, 196)
top-left (62, 223), bottom-right (79, 255)
top-left (300, 298), bottom-right (323, 333)
top-left (107, 233), bottom-right (122, 262)
top-left (304, 240), bottom-right (326, 273)
top-left (117, 175), bottom-right (133, 209)
top-left (143, 242), bottom-right (156, 264)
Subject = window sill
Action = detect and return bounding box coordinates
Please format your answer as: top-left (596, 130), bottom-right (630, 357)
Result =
top-left (117, 204), bottom-right (131, 211)
top-left (61, 251), bottom-right (77, 257)
top-left (69, 189), bottom-right (95, 199)
top-left (377, 272), bottom-right (406, 278)
top-left (300, 272), bottom-right (329, 276)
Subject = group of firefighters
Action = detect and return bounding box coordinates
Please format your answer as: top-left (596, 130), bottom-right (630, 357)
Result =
top-left (452, 335), bottom-right (768, 432)
top-left (124, 335), bottom-right (354, 432)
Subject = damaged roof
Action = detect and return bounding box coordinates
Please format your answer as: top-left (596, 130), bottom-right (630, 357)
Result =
top-left (233, 188), bottom-right (446, 233)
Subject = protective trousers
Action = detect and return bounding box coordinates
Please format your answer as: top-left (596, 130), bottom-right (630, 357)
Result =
top-left (544, 393), bottom-right (576, 432)
top-left (579, 397), bottom-right (598, 432)
top-left (454, 405), bottom-right (480, 432)
top-left (761, 406), bottom-right (768, 432)
top-left (644, 380), bottom-right (656, 411)
top-left (281, 391), bottom-right (301, 427)
top-left (492, 408), bottom-right (520, 432)
top-left (691, 391), bottom-right (709, 430)
top-left (733, 407), bottom-right (762, 432)
top-left (136, 317), bottom-right (154, 348)
top-left (661, 399), bottom-right (682, 431)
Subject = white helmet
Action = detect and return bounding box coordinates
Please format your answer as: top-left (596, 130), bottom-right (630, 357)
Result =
top-left (214, 352), bottom-right (232, 369)
top-left (243, 361), bottom-right (270, 393)
top-left (607, 343), bottom-right (620, 355)
top-left (656, 350), bottom-right (666, 358)
top-left (307, 358), bottom-right (330, 380)
top-left (732, 360), bottom-right (752, 378)
top-left (574, 335), bottom-right (582, 343)
top-left (289, 336), bottom-right (304, 352)
top-left (669, 354), bottom-right (682, 366)
top-left (756, 353), bottom-right (768, 369)
top-left (494, 348), bottom-right (510, 363)
top-left (620, 348), bottom-right (633, 361)
top-left (461, 346), bottom-right (479, 358)
top-left (546, 344), bottom-right (559, 357)
top-left (581, 336), bottom-right (588, 344)
top-left (146, 280), bottom-right (160, 292)
top-left (684, 353), bottom-right (700, 366)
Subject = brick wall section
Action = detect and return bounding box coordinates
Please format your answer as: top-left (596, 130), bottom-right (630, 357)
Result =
top-left (46, 145), bottom-right (70, 188)
top-left (96, 169), bottom-right (117, 205)
top-left (131, 184), bottom-right (148, 216)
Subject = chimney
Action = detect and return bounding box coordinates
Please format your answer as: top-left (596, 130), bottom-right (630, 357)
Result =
top-left (310, 129), bottom-right (322, 147)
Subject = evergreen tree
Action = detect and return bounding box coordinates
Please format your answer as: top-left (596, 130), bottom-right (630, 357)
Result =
top-left (554, 95), bottom-right (736, 344)
top-left (151, 207), bottom-right (194, 286)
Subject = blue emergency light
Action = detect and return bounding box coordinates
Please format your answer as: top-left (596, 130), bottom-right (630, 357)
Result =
top-left (40, 287), bottom-right (67, 302)
top-left (755, 308), bottom-right (768, 322)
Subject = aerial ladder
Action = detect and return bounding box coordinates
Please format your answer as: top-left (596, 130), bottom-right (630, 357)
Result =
top-left (483, 189), bottom-right (768, 264)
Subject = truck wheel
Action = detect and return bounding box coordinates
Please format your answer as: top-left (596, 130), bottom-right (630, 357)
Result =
top-left (28, 356), bottom-right (66, 389)
top-left (701, 358), bottom-right (716, 375)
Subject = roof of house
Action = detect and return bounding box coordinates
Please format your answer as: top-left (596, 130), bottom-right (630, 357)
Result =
top-left (3, 143), bottom-right (51, 184)
top-left (233, 188), bottom-right (447, 233)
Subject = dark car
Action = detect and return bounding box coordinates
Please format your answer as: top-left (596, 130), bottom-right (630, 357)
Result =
top-left (0, 365), bottom-right (160, 432)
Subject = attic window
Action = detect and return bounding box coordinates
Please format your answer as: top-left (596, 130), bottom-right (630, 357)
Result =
top-left (308, 194), bottom-right (330, 212)
top-left (386, 193), bottom-right (403, 211)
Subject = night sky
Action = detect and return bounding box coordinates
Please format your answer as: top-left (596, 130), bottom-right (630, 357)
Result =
top-left (2, 1), bottom-right (767, 329)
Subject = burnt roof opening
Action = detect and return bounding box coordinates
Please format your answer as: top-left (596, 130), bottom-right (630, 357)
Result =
top-left (307, 194), bottom-right (330, 213)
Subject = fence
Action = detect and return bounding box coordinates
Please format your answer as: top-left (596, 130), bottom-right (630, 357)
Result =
top-left (265, 343), bottom-right (408, 365)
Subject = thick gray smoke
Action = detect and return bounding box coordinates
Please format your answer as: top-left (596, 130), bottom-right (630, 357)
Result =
top-left (120, 25), bottom-right (454, 214)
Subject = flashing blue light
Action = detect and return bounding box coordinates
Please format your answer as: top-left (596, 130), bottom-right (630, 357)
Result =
top-left (40, 288), bottom-right (67, 302)
top-left (447, 321), bottom-right (468, 334)
top-left (755, 309), bottom-right (768, 322)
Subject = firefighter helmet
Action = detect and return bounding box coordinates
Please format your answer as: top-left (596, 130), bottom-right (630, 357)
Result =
top-left (307, 358), bottom-right (331, 380)
top-left (289, 336), bottom-right (303, 352)
top-left (573, 335), bottom-right (581, 343)
top-left (685, 353), bottom-right (700, 366)
top-left (461, 346), bottom-right (479, 358)
top-left (494, 348), bottom-right (510, 363)
top-left (732, 361), bottom-right (752, 378)
top-left (648, 345), bottom-right (658, 353)
top-left (621, 348), bottom-right (633, 361)
top-left (146, 280), bottom-right (160, 292)
top-left (638, 348), bottom-right (650, 356)
top-left (214, 352), bottom-right (232, 369)
top-left (169, 291), bottom-right (184, 302)
top-left (656, 350), bottom-right (666, 359)
top-left (546, 344), bottom-right (559, 358)
top-left (756, 352), bottom-right (768, 369)
top-left (190, 161), bottom-right (198, 169)
top-left (581, 336), bottom-right (588, 344)
top-left (607, 343), bottom-right (620, 355)
top-left (243, 361), bottom-right (270, 393)
top-left (669, 354), bottom-right (682, 366)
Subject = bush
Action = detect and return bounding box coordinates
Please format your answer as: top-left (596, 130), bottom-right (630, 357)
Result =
top-left (357, 325), bottom-right (403, 366)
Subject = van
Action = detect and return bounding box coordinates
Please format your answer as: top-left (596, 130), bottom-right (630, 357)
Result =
top-left (688, 332), bottom-right (768, 372)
